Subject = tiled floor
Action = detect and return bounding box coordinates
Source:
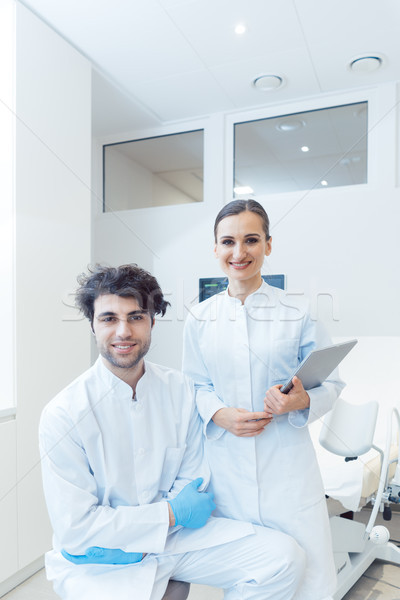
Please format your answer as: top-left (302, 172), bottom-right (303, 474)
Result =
top-left (2, 561), bottom-right (400, 599)
top-left (3, 509), bottom-right (400, 599)
top-left (340, 506), bottom-right (400, 600)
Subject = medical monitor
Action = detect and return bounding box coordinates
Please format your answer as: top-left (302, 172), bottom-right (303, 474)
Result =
top-left (199, 274), bottom-right (285, 303)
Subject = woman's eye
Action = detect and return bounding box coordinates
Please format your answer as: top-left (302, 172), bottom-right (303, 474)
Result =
top-left (221, 239), bottom-right (233, 245)
top-left (246, 238), bottom-right (259, 244)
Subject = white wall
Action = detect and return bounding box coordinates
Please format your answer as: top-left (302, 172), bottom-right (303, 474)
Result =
top-left (0, 4), bottom-right (92, 588)
top-left (93, 84), bottom-right (400, 370)
top-left (0, 0), bottom-right (16, 414)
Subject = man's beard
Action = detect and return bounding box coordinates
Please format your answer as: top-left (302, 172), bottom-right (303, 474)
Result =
top-left (100, 338), bottom-right (151, 370)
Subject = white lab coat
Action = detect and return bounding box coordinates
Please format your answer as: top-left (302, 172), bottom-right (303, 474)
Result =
top-left (39, 358), bottom-right (253, 600)
top-left (183, 281), bottom-right (345, 600)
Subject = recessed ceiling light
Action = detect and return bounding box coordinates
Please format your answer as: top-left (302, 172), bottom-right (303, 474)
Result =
top-left (321, 180), bottom-right (328, 186)
top-left (235, 23), bottom-right (246, 35)
top-left (253, 75), bottom-right (283, 91)
top-left (301, 146), bottom-right (310, 153)
top-left (349, 55), bottom-right (382, 73)
top-left (234, 185), bottom-right (254, 194)
top-left (276, 119), bottom-right (305, 132)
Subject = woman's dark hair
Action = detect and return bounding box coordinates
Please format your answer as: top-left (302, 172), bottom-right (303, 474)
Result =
top-left (214, 199), bottom-right (270, 242)
top-left (75, 264), bottom-right (170, 325)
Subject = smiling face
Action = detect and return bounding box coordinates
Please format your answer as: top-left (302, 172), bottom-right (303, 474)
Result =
top-left (214, 210), bottom-right (272, 294)
top-left (92, 294), bottom-right (153, 378)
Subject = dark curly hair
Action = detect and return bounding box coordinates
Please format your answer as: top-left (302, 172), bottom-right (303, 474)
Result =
top-left (75, 264), bottom-right (170, 325)
top-left (214, 199), bottom-right (270, 242)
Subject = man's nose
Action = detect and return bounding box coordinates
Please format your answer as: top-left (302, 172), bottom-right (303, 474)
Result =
top-left (115, 319), bottom-right (131, 337)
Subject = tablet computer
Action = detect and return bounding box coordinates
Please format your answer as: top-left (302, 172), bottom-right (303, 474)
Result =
top-left (280, 339), bottom-right (358, 394)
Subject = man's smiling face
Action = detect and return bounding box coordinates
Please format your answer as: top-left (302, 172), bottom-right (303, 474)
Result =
top-left (92, 294), bottom-right (153, 374)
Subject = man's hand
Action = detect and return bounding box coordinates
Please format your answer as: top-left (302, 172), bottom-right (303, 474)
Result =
top-left (168, 502), bottom-right (176, 526)
top-left (264, 376), bottom-right (310, 416)
top-left (61, 547), bottom-right (143, 565)
top-left (168, 478), bottom-right (215, 529)
top-left (213, 407), bottom-right (272, 437)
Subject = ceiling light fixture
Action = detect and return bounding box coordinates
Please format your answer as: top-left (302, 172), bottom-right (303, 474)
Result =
top-left (301, 146), bottom-right (309, 153)
top-left (253, 75), bottom-right (283, 91)
top-left (349, 55), bottom-right (382, 73)
top-left (235, 23), bottom-right (246, 35)
top-left (321, 180), bottom-right (328, 186)
top-left (234, 185), bottom-right (254, 195)
top-left (276, 119), bottom-right (305, 132)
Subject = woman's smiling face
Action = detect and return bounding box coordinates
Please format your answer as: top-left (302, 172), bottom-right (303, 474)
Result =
top-left (214, 210), bottom-right (272, 287)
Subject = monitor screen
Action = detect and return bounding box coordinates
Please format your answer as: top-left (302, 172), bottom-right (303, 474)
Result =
top-left (199, 274), bottom-right (285, 302)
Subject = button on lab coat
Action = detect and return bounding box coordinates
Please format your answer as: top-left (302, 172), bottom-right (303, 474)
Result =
top-left (39, 359), bottom-right (252, 599)
top-left (183, 282), bottom-right (345, 600)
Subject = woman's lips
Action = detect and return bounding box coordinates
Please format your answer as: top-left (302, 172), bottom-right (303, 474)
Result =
top-left (230, 261), bottom-right (251, 269)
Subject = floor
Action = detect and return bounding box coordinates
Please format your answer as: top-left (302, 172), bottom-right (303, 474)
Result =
top-left (3, 509), bottom-right (399, 599)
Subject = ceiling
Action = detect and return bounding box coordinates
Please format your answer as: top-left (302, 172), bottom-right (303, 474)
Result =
top-left (18, 0), bottom-right (400, 138)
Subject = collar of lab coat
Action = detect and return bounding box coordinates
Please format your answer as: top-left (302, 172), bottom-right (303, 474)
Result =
top-left (224, 279), bottom-right (272, 307)
top-left (94, 355), bottom-right (149, 399)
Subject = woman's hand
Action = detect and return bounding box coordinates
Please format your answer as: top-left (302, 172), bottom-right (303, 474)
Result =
top-left (212, 407), bottom-right (272, 437)
top-left (264, 376), bottom-right (310, 416)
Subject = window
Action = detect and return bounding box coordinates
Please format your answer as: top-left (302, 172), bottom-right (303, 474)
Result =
top-left (233, 102), bottom-right (367, 196)
top-left (103, 129), bottom-right (204, 211)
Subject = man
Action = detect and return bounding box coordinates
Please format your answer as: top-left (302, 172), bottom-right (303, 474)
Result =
top-left (39, 264), bottom-right (305, 600)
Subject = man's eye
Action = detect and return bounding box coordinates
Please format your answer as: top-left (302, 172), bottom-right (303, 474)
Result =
top-left (102, 317), bottom-right (115, 323)
top-left (128, 315), bottom-right (143, 322)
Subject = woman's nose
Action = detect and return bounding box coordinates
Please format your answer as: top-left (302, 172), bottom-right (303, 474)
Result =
top-left (232, 242), bottom-right (246, 259)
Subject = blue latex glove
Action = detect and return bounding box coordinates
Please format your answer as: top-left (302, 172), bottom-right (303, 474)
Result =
top-left (169, 477), bottom-right (215, 528)
top-left (61, 546), bottom-right (143, 565)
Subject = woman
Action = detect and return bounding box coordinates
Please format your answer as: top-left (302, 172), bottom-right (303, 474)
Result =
top-left (182, 199), bottom-right (344, 600)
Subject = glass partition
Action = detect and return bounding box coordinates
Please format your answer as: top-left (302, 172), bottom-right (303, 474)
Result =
top-left (103, 129), bottom-right (204, 211)
top-left (233, 102), bottom-right (367, 196)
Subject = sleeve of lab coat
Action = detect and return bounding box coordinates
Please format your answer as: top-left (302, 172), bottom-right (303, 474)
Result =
top-left (182, 313), bottom-right (226, 440)
top-left (39, 405), bottom-right (170, 555)
top-left (288, 312), bottom-right (346, 428)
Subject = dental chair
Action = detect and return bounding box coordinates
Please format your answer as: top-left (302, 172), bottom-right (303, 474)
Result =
top-left (163, 580), bottom-right (190, 599)
top-left (318, 397), bottom-right (400, 599)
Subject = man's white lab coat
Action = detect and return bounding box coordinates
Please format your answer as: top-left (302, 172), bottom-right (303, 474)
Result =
top-left (39, 359), bottom-right (252, 599)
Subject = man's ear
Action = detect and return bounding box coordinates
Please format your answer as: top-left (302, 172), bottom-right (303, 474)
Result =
top-left (152, 317), bottom-right (155, 328)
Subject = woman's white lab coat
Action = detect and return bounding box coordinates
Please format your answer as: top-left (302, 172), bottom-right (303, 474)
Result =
top-left (183, 281), bottom-right (345, 600)
top-left (39, 359), bottom-right (252, 600)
